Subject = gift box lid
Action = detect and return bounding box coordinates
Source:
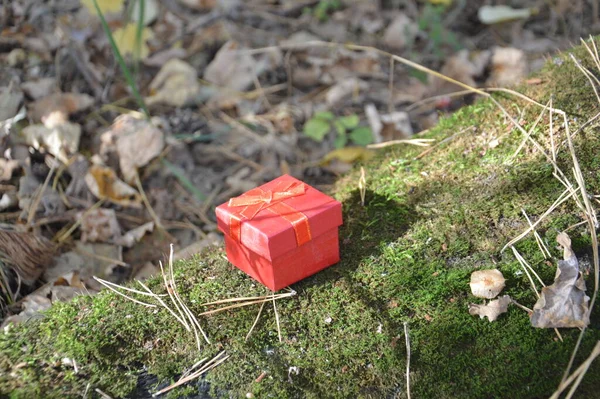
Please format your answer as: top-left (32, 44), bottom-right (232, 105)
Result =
top-left (216, 175), bottom-right (342, 261)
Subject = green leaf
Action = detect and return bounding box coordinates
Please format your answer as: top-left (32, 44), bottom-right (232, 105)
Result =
top-left (314, 111), bottom-right (335, 121)
top-left (333, 120), bottom-right (346, 135)
top-left (334, 134), bottom-right (348, 149)
top-left (338, 114), bottom-right (360, 129)
top-left (349, 127), bottom-right (374, 146)
top-left (304, 118), bottom-right (331, 142)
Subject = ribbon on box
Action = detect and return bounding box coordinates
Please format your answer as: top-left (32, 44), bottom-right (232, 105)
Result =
top-left (227, 180), bottom-right (312, 247)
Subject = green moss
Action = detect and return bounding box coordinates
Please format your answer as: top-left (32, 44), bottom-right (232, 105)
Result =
top-left (3, 39), bottom-right (600, 398)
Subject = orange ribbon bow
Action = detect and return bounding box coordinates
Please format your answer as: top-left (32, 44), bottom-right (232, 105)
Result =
top-left (228, 180), bottom-right (312, 247)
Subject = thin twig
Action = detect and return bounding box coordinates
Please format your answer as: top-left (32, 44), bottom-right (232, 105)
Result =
top-left (367, 138), bottom-right (435, 149)
top-left (521, 209), bottom-right (552, 259)
top-left (273, 296), bottom-right (282, 342)
top-left (152, 351), bottom-right (230, 397)
top-left (404, 322), bottom-right (411, 399)
top-left (246, 301), bottom-right (266, 342)
top-left (134, 171), bottom-right (163, 230)
top-left (550, 341), bottom-right (600, 399)
top-left (93, 277), bottom-right (156, 307)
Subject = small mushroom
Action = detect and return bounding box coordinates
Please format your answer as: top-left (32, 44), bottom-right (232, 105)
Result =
top-left (470, 269), bottom-right (505, 299)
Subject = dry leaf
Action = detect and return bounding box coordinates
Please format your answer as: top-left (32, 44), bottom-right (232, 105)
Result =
top-left (1, 294), bottom-right (52, 327)
top-left (29, 92), bottom-right (94, 124)
top-left (469, 295), bottom-right (511, 322)
top-left (74, 241), bottom-right (125, 282)
top-left (131, 0), bottom-right (159, 25)
top-left (530, 234), bottom-right (590, 328)
top-left (204, 41), bottom-right (281, 92)
top-left (106, 115), bottom-right (165, 183)
top-left (470, 269), bottom-right (505, 299)
top-left (380, 111), bottom-right (413, 141)
top-left (326, 77), bottom-right (368, 107)
top-left (80, 0), bottom-right (124, 15)
top-left (20, 121), bottom-right (81, 163)
top-left (0, 85), bottom-right (23, 121)
top-left (85, 165), bottom-right (142, 208)
top-left (486, 47), bottom-right (527, 87)
top-left (146, 59), bottom-right (201, 107)
top-left (115, 221), bottom-right (154, 247)
top-left (478, 5), bottom-right (533, 25)
top-left (78, 208), bottom-right (122, 243)
top-left (0, 158), bottom-right (20, 182)
top-left (21, 78), bottom-right (56, 100)
top-left (321, 147), bottom-right (376, 164)
top-left (383, 13), bottom-right (417, 50)
top-left (177, 0), bottom-right (216, 10)
top-left (133, 261), bottom-right (159, 280)
top-left (113, 23), bottom-right (153, 59)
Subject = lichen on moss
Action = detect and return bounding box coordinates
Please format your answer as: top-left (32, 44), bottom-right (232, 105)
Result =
top-left (2, 39), bottom-right (600, 398)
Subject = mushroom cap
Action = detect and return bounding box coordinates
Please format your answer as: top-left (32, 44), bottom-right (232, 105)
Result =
top-left (470, 269), bottom-right (506, 299)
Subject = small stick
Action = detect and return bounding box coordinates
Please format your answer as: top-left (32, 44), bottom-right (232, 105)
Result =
top-left (404, 322), bottom-right (411, 399)
top-left (273, 296), bottom-right (282, 342)
top-left (367, 138), bottom-right (435, 149)
top-left (246, 301), bottom-right (266, 341)
top-left (510, 299), bottom-right (532, 314)
top-left (136, 280), bottom-right (188, 327)
top-left (93, 277), bottom-right (156, 308)
top-left (134, 171), bottom-right (163, 230)
top-left (199, 290), bottom-right (296, 307)
top-left (549, 96), bottom-right (556, 169)
top-left (521, 209), bottom-right (552, 259)
top-left (511, 246), bottom-right (541, 298)
top-left (502, 188), bottom-right (575, 252)
top-left (152, 351), bottom-right (230, 397)
top-left (27, 164), bottom-right (55, 225)
top-left (550, 341), bottom-right (600, 399)
top-left (358, 167), bottom-right (366, 207)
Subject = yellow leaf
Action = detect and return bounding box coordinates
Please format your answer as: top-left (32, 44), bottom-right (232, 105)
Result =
top-left (80, 0), bottom-right (124, 14)
top-left (321, 147), bottom-right (375, 164)
top-left (429, 0), bottom-right (452, 5)
top-left (113, 23), bottom-right (153, 60)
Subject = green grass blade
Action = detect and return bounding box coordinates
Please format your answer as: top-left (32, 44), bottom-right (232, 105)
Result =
top-left (91, 0), bottom-right (150, 119)
top-left (162, 159), bottom-right (207, 202)
top-left (134, 0), bottom-right (145, 76)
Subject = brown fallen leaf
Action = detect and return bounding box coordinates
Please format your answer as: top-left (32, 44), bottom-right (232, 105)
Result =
top-left (103, 115), bottom-right (165, 183)
top-left (0, 85), bottom-right (23, 121)
top-left (530, 233), bottom-right (590, 328)
top-left (29, 92), bottom-right (94, 124)
top-left (469, 295), bottom-right (511, 322)
top-left (115, 222), bottom-right (154, 248)
top-left (204, 41), bottom-right (281, 92)
top-left (20, 121), bottom-right (81, 163)
top-left (84, 165), bottom-right (142, 208)
top-left (382, 13), bottom-right (417, 50)
top-left (78, 208), bottom-right (122, 243)
top-left (486, 47), bottom-right (527, 88)
top-left (146, 59), bottom-right (201, 107)
top-left (0, 158), bottom-right (21, 182)
top-left (177, 0), bottom-right (216, 10)
top-left (113, 23), bottom-right (154, 60)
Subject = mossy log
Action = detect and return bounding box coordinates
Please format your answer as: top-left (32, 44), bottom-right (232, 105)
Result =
top-left (2, 41), bottom-right (600, 399)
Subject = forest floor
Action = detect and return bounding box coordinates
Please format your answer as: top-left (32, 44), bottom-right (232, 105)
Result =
top-left (1, 1), bottom-right (600, 398)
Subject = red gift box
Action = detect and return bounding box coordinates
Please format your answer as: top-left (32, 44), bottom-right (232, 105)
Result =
top-left (216, 175), bottom-right (343, 291)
